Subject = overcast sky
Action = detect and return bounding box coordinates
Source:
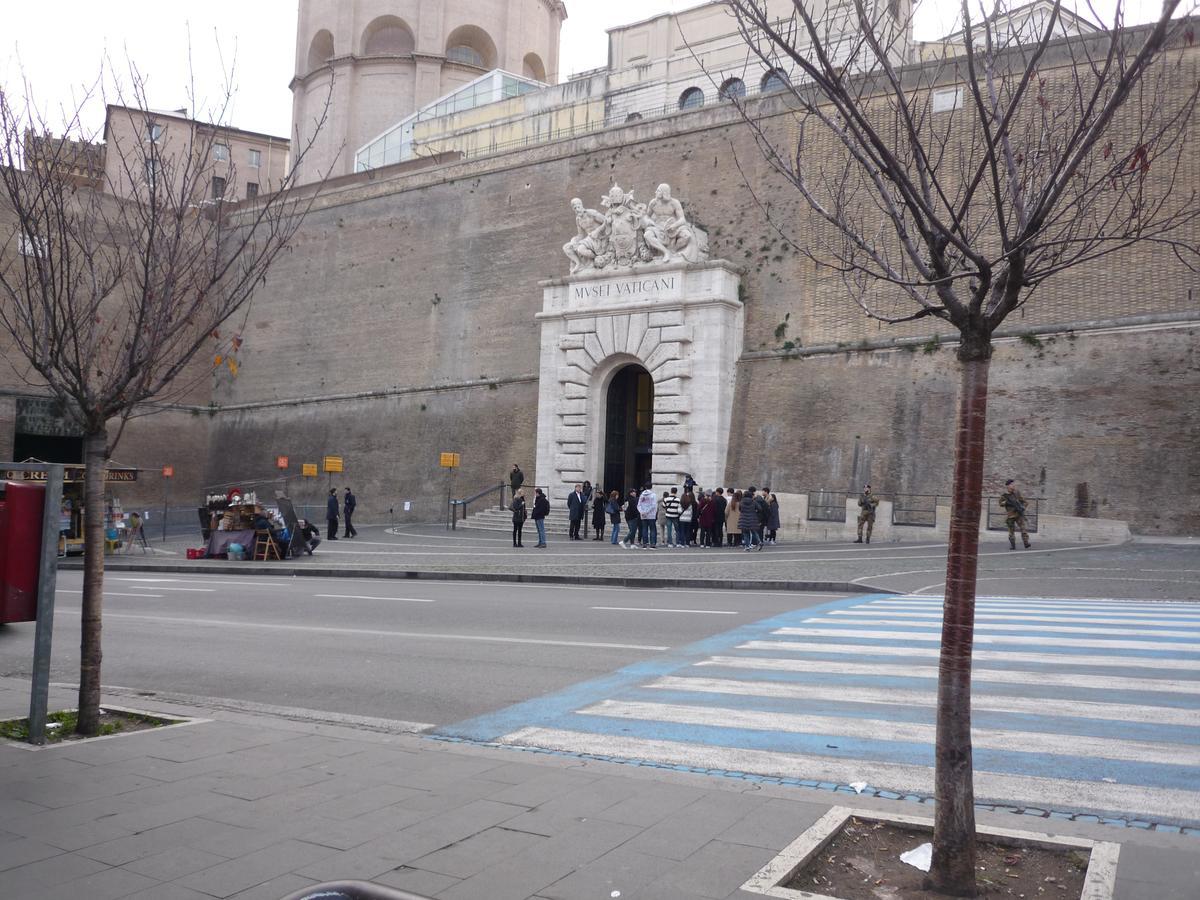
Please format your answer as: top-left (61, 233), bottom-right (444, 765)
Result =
top-left (1, 1), bottom-right (1170, 140)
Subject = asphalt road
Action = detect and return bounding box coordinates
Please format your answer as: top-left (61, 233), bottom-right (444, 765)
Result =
top-left (0, 573), bottom-right (846, 727)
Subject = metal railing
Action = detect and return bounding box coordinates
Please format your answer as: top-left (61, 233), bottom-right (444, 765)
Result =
top-left (806, 489), bottom-right (848, 522)
top-left (890, 493), bottom-right (942, 527)
top-left (986, 496), bottom-right (1041, 533)
top-left (448, 482), bottom-right (507, 530)
top-left (280, 881), bottom-right (432, 900)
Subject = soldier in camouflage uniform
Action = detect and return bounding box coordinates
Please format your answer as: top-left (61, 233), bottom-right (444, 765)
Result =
top-left (1000, 478), bottom-right (1032, 549)
top-left (854, 485), bottom-right (879, 544)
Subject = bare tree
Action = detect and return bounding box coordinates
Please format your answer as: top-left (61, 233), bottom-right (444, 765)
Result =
top-left (0, 62), bottom-right (329, 736)
top-left (718, 0), bottom-right (1198, 894)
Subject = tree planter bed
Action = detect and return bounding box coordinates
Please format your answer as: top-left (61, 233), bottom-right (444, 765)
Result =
top-left (741, 807), bottom-right (1120, 900)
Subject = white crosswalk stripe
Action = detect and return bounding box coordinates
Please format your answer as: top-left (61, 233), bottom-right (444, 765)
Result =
top-left (483, 594), bottom-right (1200, 826)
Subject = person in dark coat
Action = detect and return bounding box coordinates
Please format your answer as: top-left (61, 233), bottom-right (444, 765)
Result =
top-left (591, 488), bottom-right (607, 539)
top-left (567, 483), bottom-right (586, 540)
top-left (509, 464), bottom-right (525, 495)
top-left (697, 492), bottom-right (716, 547)
top-left (766, 493), bottom-right (781, 544)
top-left (325, 488), bottom-right (339, 540)
top-left (606, 490), bottom-right (622, 544)
top-left (531, 487), bottom-right (550, 547)
top-left (622, 489), bottom-right (639, 547)
top-left (342, 487), bottom-right (358, 538)
top-left (738, 486), bottom-right (761, 550)
top-left (711, 488), bottom-right (728, 548)
top-left (511, 489), bottom-right (527, 548)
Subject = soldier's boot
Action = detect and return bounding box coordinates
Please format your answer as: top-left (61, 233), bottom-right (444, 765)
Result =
top-left (1023, 538), bottom-right (1032, 549)
top-left (1009, 537), bottom-right (1017, 550)
top-left (854, 534), bottom-right (863, 543)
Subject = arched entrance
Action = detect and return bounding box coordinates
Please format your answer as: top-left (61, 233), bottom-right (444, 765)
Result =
top-left (603, 364), bottom-right (654, 496)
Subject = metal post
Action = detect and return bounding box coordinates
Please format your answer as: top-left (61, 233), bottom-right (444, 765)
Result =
top-left (28, 463), bottom-right (63, 746)
top-left (161, 476), bottom-right (170, 543)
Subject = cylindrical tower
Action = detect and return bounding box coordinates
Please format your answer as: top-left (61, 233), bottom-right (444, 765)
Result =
top-left (289, 0), bottom-right (567, 183)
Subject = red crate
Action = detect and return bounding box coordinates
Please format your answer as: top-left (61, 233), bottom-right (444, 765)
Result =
top-left (186, 548), bottom-right (206, 560)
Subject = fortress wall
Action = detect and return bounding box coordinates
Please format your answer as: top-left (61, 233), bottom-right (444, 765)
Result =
top-left (191, 61), bottom-right (1200, 533)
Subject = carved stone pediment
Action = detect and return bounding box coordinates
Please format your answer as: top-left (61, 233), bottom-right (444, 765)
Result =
top-left (562, 183), bottom-right (709, 275)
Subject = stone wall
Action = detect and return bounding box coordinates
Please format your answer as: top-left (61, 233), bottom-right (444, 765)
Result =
top-left (198, 54), bottom-right (1200, 534)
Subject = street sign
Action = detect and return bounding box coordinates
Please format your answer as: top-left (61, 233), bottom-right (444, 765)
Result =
top-left (302, 463), bottom-right (318, 477)
top-left (439, 452), bottom-right (460, 468)
top-left (161, 465), bottom-right (174, 478)
top-left (323, 455), bottom-right (344, 473)
top-left (276, 455), bottom-right (289, 470)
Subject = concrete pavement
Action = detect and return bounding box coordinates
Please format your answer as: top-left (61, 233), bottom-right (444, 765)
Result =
top-left (2, 676), bottom-right (1197, 900)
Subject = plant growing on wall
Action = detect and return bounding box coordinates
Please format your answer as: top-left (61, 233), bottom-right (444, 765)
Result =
top-left (719, 1), bottom-right (1198, 894)
top-left (0, 60), bottom-right (330, 736)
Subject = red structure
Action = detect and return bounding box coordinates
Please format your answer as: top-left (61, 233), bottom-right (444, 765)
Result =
top-left (0, 481), bottom-right (45, 623)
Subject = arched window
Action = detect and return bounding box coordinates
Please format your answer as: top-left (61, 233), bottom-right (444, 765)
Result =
top-left (444, 25), bottom-right (497, 70)
top-left (761, 69), bottom-right (790, 93)
top-left (719, 78), bottom-right (746, 101)
top-left (678, 87), bottom-right (705, 110)
top-left (307, 30), bottom-right (334, 73)
top-left (522, 52), bottom-right (547, 82)
top-left (362, 16), bottom-right (415, 55)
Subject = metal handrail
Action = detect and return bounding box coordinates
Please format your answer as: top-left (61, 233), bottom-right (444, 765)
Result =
top-left (279, 881), bottom-right (432, 900)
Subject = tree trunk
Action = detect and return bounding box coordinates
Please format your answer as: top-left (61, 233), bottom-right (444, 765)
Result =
top-left (76, 426), bottom-right (107, 736)
top-left (925, 348), bottom-right (990, 896)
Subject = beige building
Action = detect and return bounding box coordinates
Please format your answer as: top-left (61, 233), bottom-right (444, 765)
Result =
top-left (102, 105), bottom-right (290, 203)
top-left (290, 0), bottom-right (568, 182)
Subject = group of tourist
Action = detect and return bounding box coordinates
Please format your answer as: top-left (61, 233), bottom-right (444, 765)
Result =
top-left (505, 466), bottom-right (780, 550)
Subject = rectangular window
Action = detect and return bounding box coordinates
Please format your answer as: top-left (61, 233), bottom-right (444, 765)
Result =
top-left (211, 176), bottom-right (227, 199)
top-left (245, 182), bottom-right (259, 200)
top-left (19, 232), bottom-right (44, 258)
top-left (248, 148), bottom-right (262, 168)
top-left (145, 159), bottom-right (160, 186)
top-left (213, 143), bottom-right (230, 161)
top-left (147, 121), bottom-right (163, 143)
top-left (932, 87), bottom-right (964, 113)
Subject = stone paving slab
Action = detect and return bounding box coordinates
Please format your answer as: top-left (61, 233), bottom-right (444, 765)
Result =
top-left (1, 677), bottom-right (1197, 899)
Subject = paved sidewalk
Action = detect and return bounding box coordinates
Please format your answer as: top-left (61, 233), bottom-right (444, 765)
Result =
top-left (1, 678), bottom-right (1196, 899)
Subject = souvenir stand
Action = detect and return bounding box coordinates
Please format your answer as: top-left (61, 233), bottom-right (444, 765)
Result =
top-left (202, 485), bottom-right (299, 560)
top-left (2, 459), bottom-right (138, 555)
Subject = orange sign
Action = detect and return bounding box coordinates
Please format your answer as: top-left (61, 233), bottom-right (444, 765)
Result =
top-left (301, 463), bottom-right (318, 477)
top-left (161, 466), bottom-right (174, 478)
top-left (276, 455), bottom-right (289, 469)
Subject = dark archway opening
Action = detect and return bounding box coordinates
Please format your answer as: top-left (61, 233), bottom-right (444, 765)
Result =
top-left (603, 364), bottom-right (654, 497)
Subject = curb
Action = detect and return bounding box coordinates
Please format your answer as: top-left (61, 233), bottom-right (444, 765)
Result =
top-left (58, 559), bottom-right (882, 594)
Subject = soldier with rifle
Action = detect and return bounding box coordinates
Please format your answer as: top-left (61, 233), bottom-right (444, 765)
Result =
top-left (1000, 478), bottom-right (1032, 549)
top-left (855, 485), bottom-right (879, 544)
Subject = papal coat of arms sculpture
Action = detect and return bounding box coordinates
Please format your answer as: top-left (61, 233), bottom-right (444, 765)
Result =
top-left (562, 183), bottom-right (710, 274)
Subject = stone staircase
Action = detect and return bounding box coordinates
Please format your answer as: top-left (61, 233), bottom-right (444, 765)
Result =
top-left (456, 504), bottom-right (576, 534)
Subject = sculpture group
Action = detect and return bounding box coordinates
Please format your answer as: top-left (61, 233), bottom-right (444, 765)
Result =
top-left (563, 183), bottom-right (709, 274)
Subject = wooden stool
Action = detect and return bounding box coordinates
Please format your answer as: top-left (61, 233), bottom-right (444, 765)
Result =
top-left (253, 530), bottom-right (281, 561)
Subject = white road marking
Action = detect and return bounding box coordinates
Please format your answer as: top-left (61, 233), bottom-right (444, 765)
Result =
top-left (501, 728), bottom-right (1200, 822)
top-left (803, 617), bottom-right (1200, 638)
top-left (313, 594), bottom-right (436, 603)
top-left (697, 656), bottom-right (1200, 694)
top-left (590, 607), bottom-right (738, 615)
top-left (736, 641), bottom-right (1200, 671)
top-left (124, 587), bottom-right (216, 593)
top-left (52, 609), bottom-right (670, 651)
top-left (577, 699), bottom-right (1200, 767)
top-left (647, 676), bottom-right (1200, 727)
top-left (772, 626), bottom-right (1200, 652)
top-left (869, 599), bottom-right (1200, 612)
top-left (55, 589), bottom-right (165, 598)
top-left (831, 610), bottom-right (1200, 625)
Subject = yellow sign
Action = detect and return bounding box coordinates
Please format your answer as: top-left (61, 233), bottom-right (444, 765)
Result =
top-left (439, 452), bottom-right (461, 468)
top-left (301, 463), bottom-right (318, 477)
top-left (323, 455), bottom-right (344, 473)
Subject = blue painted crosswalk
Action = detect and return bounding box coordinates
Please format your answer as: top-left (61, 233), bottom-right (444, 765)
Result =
top-left (437, 594), bottom-right (1200, 825)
